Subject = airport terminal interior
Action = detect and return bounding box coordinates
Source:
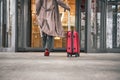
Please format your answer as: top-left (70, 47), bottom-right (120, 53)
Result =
top-left (0, 0), bottom-right (120, 52)
top-left (31, 0), bottom-right (120, 52)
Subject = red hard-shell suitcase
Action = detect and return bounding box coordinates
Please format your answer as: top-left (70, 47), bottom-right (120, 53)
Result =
top-left (73, 31), bottom-right (80, 55)
top-left (66, 11), bottom-right (80, 57)
top-left (66, 31), bottom-right (80, 57)
top-left (67, 31), bottom-right (72, 54)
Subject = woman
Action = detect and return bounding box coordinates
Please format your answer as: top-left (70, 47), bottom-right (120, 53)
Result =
top-left (36, 0), bottom-right (70, 56)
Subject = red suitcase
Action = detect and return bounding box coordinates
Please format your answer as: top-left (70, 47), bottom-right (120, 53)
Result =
top-left (67, 31), bottom-right (80, 57)
top-left (66, 11), bottom-right (80, 57)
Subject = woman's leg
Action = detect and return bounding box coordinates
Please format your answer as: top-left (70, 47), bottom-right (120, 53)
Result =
top-left (42, 32), bottom-right (47, 48)
top-left (42, 32), bottom-right (53, 51)
top-left (46, 35), bottom-right (54, 51)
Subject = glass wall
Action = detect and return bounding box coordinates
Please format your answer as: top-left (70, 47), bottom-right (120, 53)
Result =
top-left (106, 0), bottom-right (120, 49)
top-left (96, 0), bottom-right (102, 49)
top-left (90, 0), bottom-right (98, 49)
top-left (31, 0), bottom-right (42, 48)
top-left (117, 5), bottom-right (120, 48)
top-left (90, 0), bottom-right (102, 50)
top-left (31, 0), bottom-right (76, 49)
top-left (87, 0), bottom-right (120, 52)
top-left (1, 0), bottom-right (120, 52)
top-left (0, 0), bottom-right (17, 52)
top-left (0, 0), bottom-right (10, 48)
top-left (78, 0), bottom-right (104, 52)
top-left (82, 0), bottom-right (111, 52)
top-left (54, 0), bottom-right (76, 49)
top-left (80, 0), bottom-right (86, 50)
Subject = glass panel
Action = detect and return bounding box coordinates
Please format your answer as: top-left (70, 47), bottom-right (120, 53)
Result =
top-left (96, 0), bottom-right (101, 49)
top-left (89, 0), bottom-right (101, 49)
top-left (106, 1), bottom-right (120, 48)
top-left (106, 5), bottom-right (113, 48)
top-left (31, 0), bottom-right (42, 48)
top-left (54, 0), bottom-right (76, 48)
top-left (91, 0), bottom-right (97, 48)
top-left (80, 12), bottom-right (85, 49)
top-left (80, 0), bottom-right (86, 50)
top-left (117, 5), bottom-right (120, 48)
top-left (0, 0), bottom-right (10, 48)
top-left (31, 0), bottom-right (75, 49)
top-left (90, 0), bottom-right (100, 49)
top-left (80, 0), bottom-right (101, 50)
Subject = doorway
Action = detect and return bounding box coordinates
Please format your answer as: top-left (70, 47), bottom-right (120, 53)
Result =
top-left (30, 0), bottom-right (76, 51)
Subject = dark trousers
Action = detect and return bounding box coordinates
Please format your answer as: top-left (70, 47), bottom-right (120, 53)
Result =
top-left (42, 32), bottom-right (53, 51)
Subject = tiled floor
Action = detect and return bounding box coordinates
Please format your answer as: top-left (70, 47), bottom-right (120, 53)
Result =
top-left (0, 52), bottom-right (120, 80)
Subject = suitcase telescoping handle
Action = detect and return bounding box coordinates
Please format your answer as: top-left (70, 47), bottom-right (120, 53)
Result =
top-left (68, 11), bottom-right (71, 31)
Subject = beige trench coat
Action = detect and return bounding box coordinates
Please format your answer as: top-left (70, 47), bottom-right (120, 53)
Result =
top-left (36, 0), bottom-right (70, 37)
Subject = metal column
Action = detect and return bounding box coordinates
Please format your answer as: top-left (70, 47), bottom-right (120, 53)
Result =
top-left (112, 3), bottom-right (118, 48)
top-left (75, 0), bottom-right (81, 51)
top-left (85, 0), bottom-right (92, 53)
top-left (100, 0), bottom-right (107, 52)
top-left (0, 0), bottom-right (3, 48)
top-left (9, 0), bottom-right (17, 51)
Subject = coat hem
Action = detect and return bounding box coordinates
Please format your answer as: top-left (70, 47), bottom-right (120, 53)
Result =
top-left (42, 31), bottom-right (65, 37)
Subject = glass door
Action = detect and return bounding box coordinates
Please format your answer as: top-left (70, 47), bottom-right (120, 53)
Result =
top-left (88, 0), bottom-right (107, 52)
top-left (30, 0), bottom-right (76, 51)
top-left (16, 0), bottom-right (76, 52)
top-left (79, 0), bottom-right (86, 51)
top-left (90, 0), bottom-right (101, 50)
top-left (79, 0), bottom-right (106, 52)
top-left (106, 0), bottom-right (120, 49)
top-left (31, 0), bottom-right (42, 48)
top-left (78, 0), bottom-right (100, 52)
top-left (54, 0), bottom-right (76, 49)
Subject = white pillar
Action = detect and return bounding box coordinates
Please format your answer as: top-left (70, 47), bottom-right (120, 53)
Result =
top-left (6, 0), bottom-right (11, 47)
top-left (9, 0), bottom-right (17, 52)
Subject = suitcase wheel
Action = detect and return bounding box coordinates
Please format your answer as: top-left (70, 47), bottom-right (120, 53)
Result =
top-left (75, 53), bottom-right (80, 57)
top-left (67, 53), bottom-right (69, 57)
top-left (67, 53), bottom-right (72, 57)
top-left (67, 53), bottom-right (79, 57)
